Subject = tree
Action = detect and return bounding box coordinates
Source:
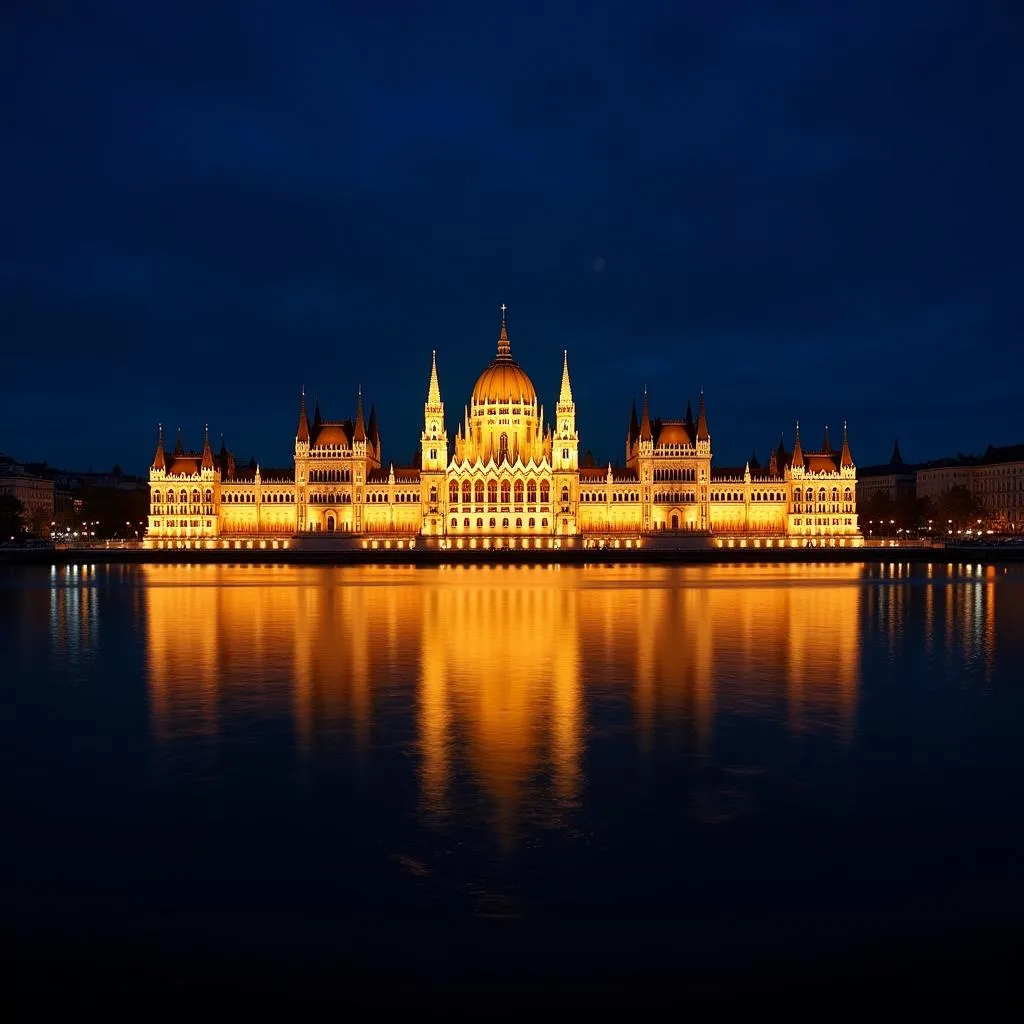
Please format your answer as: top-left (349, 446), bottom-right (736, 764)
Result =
top-left (0, 493), bottom-right (26, 540)
top-left (938, 485), bottom-right (982, 531)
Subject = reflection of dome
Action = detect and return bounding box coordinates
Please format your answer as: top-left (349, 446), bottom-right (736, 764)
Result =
top-left (471, 313), bottom-right (536, 406)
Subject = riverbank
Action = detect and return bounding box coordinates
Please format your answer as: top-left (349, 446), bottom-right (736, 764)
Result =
top-left (2, 543), bottom-right (1022, 567)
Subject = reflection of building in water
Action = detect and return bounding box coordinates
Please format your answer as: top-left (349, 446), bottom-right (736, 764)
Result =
top-left (144, 565), bottom-right (402, 750)
top-left (47, 564), bottom-right (101, 661)
top-left (577, 564), bottom-right (862, 747)
top-left (418, 568), bottom-right (583, 834)
top-left (144, 563), bottom-right (865, 836)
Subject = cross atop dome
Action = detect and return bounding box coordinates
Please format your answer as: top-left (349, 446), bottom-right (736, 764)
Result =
top-left (497, 303), bottom-right (511, 359)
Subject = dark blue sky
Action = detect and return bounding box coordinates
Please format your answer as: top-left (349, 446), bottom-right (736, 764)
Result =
top-left (3, 1), bottom-right (1022, 474)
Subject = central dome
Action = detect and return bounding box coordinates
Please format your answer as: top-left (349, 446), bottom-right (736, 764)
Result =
top-left (471, 312), bottom-right (537, 406)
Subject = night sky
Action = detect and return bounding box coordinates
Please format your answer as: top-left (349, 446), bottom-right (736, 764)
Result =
top-left (3, 1), bottom-right (1022, 475)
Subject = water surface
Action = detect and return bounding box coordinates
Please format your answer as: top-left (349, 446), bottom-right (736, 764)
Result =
top-left (3, 561), bottom-right (1023, 993)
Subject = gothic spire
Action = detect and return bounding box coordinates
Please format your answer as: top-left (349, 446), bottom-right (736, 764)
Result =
top-left (640, 388), bottom-right (652, 441)
top-left (559, 349), bottom-right (573, 404)
top-left (840, 421), bottom-right (854, 468)
top-left (696, 391), bottom-right (710, 442)
top-left (367, 402), bottom-right (379, 452)
top-left (312, 396), bottom-right (322, 432)
top-left (891, 437), bottom-right (904, 466)
top-left (296, 387), bottom-right (310, 443)
top-left (174, 427), bottom-right (184, 457)
top-left (354, 386), bottom-right (366, 442)
top-left (685, 398), bottom-right (695, 436)
top-left (823, 424), bottom-right (832, 453)
top-left (153, 423), bottom-right (165, 471)
top-left (496, 303), bottom-right (511, 360)
top-left (791, 421), bottom-right (804, 468)
top-left (201, 423), bottom-right (214, 470)
top-left (628, 397), bottom-right (640, 447)
top-left (427, 350), bottom-right (441, 405)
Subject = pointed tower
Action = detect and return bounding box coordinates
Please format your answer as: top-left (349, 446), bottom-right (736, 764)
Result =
top-left (695, 392), bottom-right (710, 449)
top-left (201, 423), bottom-right (214, 473)
top-left (294, 388), bottom-right (310, 532)
top-left (554, 350), bottom-right (578, 470)
top-left (791, 422), bottom-right (805, 471)
top-left (152, 424), bottom-right (166, 472)
top-left (840, 421), bottom-right (855, 470)
top-left (891, 438), bottom-right (904, 466)
top-left (421, 350), bottom-right (448, 536)
top-left (685, 398), bottom-right (695, 442)
top-left (312, 397), bottom-right (322, 434)
top-left (823, 425), bottom-right (832, 454)
top-left (626, 398), bottom-right (640, 461)
top-left (367, 402), bottom-right (380, 463)
top-left (552, 350), bottom-right (579, 535)
top-left (695, 391), bottom-right (712, 532)
top-left (639, 389), bottom-right (653, 444)
top-left (146, 424), bottom-right (167, 544)
top-left (353, 387), bottom-right (366, 444)
top-left (296, 388), bottom-right (310, 444)
top-left (174, 428), bottom-right (184, 458)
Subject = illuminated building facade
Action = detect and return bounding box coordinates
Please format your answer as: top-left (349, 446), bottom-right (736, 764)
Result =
top-left (145, 310), bottom-right (861, 549)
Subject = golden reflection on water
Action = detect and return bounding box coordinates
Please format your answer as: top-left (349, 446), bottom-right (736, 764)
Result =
top-left (143, 563), bottom-right (874, 828)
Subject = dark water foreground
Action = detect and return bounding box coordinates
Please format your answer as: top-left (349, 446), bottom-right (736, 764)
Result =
top-left (2, 561), bottom-right (1023, 1008)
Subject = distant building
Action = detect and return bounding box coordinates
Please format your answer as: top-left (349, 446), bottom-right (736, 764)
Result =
top-left (856, 439), bottom-right (917, 506)
top-left (144, 310), bottom-right (862, 550)
top-left (0, 455), bottom-right (55, 533)
top-left (916, 443), bottom-right (1024, 531)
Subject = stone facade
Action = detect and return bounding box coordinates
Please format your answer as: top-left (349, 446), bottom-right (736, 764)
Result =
top-left (144, 311), bottom-right (862, 550)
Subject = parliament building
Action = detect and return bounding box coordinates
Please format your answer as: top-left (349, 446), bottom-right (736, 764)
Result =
top-left (145, 310), bottom-right (861, 551)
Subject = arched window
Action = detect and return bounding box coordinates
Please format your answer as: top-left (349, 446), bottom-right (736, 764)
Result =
top-left (529, 518), bottom-right (535, 528)
top-left (153, 491), bottom-right (161, 505)
top-left (831, 487), bottom-right (839, 503)
top-left (527, 481), bottom-right (537, 503)
top-left (794, 488), bottom-right (802, 503)
top-left (561, 485), bottom-right (569, 504)
top-left (205, 489), bottom-right (212, 503)
top-left (502, 518), bottom-right (509, 528)
top-left (430, 485), bottom-right (437, 503)
top-left (462, 480), bottom-right (471, 503)
top-left (514, 480), bottom-right (524, 503)
top-left (464, 518), bottom-right (470, 529)
top-left (476, 518), bottom-right (483, 529)
top-left (818, 487), bottom-right (827, 504)
top-left (449, 481), bottom-right (459, 503)
top-left (516, 518), bottom-right (522, 528)
top-left (499, 432), bottom-right (509, 463)
top-left (540, 481), bottom-right (550, 503)
top-left (451, 517), bottom-right (457, 530)
top-left (844, 487), bottom-right (852, 503)
top-left (489, 518), bottom-right (496, 529)
top-left (487, 480), bottom-right (497, 503)
top-left (179, 489), bottom-right (188, 504)
top-left (474, 480), bottom-right (484, 503)
top-left (500, 481), bottom-right (511, 503)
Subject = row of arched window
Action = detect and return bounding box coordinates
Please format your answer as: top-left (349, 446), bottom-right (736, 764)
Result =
top-left (580, 491), bottom-right (640, 503)
top-left (450, 516), bottom-right (549, 531)
top-left (654, 491), bottom-right (696, 503)
top-left (310, 493), bottom-right (353, 504)
top-left (711, 490), bottom-right (785, 502)
top-left (653, 467), bottom-right (696, 481)
top-left (448, 480), bottom-right (552, 504)
top-left (367, 491), bottom-right (418, 503)
top-left (309, 468), bottom-right (351, 482)
top-left (794, 487), bottom-right (852, 503)
top-left (152, 488), bottom-right (213, 506)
